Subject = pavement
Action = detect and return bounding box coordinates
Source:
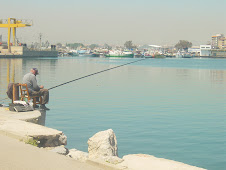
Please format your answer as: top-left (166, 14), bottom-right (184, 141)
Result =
top-left (0, 133), bottom-right (104, 170)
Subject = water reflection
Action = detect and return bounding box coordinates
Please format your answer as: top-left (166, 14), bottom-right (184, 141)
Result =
top-left (0, 59), bottom-right (23, 101)
top-left (174, 68), bottom-right (226, 84)
top-left (209, 70), bottom-right (226, 84)
top-left (0, 58), bottom-right (57, 101)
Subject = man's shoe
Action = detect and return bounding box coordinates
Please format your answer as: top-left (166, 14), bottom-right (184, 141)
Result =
top-left (33, 105), bottom-right (39, 109)
top-left (40, 105), bottom-right (50, 111)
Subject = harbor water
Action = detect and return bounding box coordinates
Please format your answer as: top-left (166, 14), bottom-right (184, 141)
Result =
top-left (0, 57), bottom-right (225, 170)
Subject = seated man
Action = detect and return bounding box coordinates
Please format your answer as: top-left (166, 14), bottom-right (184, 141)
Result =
top-left (23, 68), bottom-right (50, 110)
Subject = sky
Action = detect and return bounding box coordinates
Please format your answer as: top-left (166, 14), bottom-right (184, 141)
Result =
top-left (1, 0), bottom-right (226, 46)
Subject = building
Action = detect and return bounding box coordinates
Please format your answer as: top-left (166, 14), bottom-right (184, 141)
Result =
top-left (200, 45), bottom-right (211, 56)
top-left (218, 37), bottom-right (226, 49)
top-left (211, 34), bottom-right (224, 49)
top-left (188, 46), bottom-right (200, 56)
top-left (211, 49), bottom-right (226, 57)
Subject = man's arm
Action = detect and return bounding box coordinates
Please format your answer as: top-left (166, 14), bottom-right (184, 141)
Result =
top-left (31, 75), bottom-right (40, 91)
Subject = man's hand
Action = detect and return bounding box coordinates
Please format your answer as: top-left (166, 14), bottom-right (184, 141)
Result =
top-left (40, 85), bottom-right (44, 89)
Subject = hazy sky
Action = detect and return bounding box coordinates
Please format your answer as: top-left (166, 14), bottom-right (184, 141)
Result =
top-left (1, 0), bottom-right (226, 46)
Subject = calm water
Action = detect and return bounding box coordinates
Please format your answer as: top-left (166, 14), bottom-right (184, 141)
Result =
top-left (0, 57), bottom-right (226, 170)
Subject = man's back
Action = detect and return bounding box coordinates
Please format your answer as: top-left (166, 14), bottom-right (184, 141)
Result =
top-left (23, 73), bottom-right (40, 93)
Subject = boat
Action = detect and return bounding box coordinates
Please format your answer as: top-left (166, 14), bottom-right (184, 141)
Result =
top-left (68, 50), bottom-right (79, 56)
top-left (183, 53), bottom-right (193, 58)
top-left (105, 50), bottom-right (134, 58)
top-left (176, 51), bottom-right (193, 58)
top-left (134, 51), bottom-right (143, 58)
top-left (77, 49), bottom-right (91, 55)
top-left (153, 53), bottom-right (165, 58)
top-left (68, 52), bottom-right (79, 56)
top-left (92, 52), bottom-right (101, 57)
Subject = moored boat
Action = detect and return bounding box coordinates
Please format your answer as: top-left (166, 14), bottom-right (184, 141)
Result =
top-left (105, 50), bottom-right (134, 58)
top-left (68, 52), bottom-right (79, 56)
top-left (176, 51), bottom-right (193, 58)
top-left (92, 52), bottom-right (101, 57)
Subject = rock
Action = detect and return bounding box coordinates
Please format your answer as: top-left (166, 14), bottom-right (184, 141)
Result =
top-left (118, 154), bottom-right (206, 170)
top-left (59, 134), bottom-right (67, 145)
top-left (88, 129), bottom-right (118, 159)
top-left (50, 146), bottom-right (69, 155)
top-left (67, 149), bottom-right (88, 162)
top-left (101, 156), bottom-right (124, 165)
top-left (42, 133), bottom-right (67, 147)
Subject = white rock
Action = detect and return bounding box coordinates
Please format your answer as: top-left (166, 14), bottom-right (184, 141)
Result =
top-left (118, 154), bottom-right (206, 170)
top-left (88, 129), bottom-right (118, 159)
top-left (101, 156), bottom-right (124, 165)
top-left (59, 134), bottom-right (67, 145)
top-left (67, 149), bottom-right (88, 162)
top-left (50, 146), bottom-right (69, 155)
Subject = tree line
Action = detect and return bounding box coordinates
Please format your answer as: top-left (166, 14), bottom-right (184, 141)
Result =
top-left (57, 40), bottom-right (193, 51)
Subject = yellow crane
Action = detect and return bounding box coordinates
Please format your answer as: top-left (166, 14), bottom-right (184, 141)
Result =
top-left (0, 18), bottom-right (32, 52)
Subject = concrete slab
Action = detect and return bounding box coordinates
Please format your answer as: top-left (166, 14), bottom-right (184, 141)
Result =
top-left (0, 107), bottom-right (43, 124)
top-left (0, 107), bottom-right (66, 147)
top-left (87, 158), bottom-right (128, 170)
top-left (118, 154), bottom-right (206, 170)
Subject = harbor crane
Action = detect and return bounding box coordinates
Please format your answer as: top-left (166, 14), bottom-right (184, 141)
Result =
top-left (0, 18), bottom-right (32, 52)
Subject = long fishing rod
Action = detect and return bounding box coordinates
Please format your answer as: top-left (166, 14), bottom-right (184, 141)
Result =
top-left (48, 58), bottom-right (147, 90)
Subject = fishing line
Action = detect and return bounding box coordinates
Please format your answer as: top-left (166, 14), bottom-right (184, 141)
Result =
top-left (48, 58), bottom-right (148, 90)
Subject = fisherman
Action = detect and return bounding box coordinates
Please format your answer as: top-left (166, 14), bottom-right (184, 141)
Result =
top-left (23, 68), bottom-right (50, 110)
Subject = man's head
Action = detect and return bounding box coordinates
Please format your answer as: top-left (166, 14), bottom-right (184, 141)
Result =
top-left (31, 68), bottom-right (39, 75)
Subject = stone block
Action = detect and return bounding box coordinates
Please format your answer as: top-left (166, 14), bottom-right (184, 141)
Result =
top-left (67, 149), bottom-right (88, 162)
top-left (88, 129), bottom-right (118, 159)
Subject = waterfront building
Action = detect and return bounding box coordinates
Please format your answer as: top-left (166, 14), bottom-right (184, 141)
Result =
top-left (218, 37), bottom-right (226, 49)
top-left (188, 46), bottom-right (200, 56)
top-left (200, 45), bottom-right (211, 56)
top-left (211, 34), bottom-right (224, 49)
top-left (211, 49), bottom-right (226, 57)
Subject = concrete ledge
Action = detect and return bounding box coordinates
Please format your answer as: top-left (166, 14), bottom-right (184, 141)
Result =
top-left (0, 108), bottom-right (66, 147)
top-left (0, 107), bottom-right (42, 124)
top-left (86, 158), bottom-right (128, 170)
top-left (118, 154), bottom-right (206, 170)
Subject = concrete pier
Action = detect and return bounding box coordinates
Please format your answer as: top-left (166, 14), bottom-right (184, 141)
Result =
top-left (0, 107), bottom-right (43, 124)
top-left (0, 108), bottom-right (66, 147)
top-left (0, 46), bottom-right (58, 58)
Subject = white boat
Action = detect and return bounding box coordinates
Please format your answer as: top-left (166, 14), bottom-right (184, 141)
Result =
top-left (105, 50), bottom-right (134, 58)
top-left (176, 51), bottom-right (193, 58)
top-left (176, 51), bottom-right (183, 58)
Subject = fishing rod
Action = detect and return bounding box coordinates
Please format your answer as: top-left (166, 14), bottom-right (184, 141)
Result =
top-left (48, 58), bottom-right (148, 90)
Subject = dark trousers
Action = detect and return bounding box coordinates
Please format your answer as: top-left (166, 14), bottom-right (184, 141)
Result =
top-left (31, 89), bottom-right (49, 105)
